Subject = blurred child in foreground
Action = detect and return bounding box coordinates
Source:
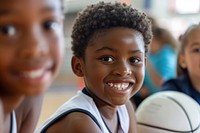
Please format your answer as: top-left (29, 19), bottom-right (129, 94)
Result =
top-left (0, 0), bottom-right (65, 132)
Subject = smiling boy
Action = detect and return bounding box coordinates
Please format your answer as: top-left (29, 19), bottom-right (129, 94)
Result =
top-left (36, 2), bottom-right (152, 133)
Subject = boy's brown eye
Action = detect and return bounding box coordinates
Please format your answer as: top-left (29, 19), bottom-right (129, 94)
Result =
top-left (129, 57), bottom-right (141, 64)
top-left (0, 25), bottom-right (16, 36)
top-left (100, 56), bottom-right (114, 62)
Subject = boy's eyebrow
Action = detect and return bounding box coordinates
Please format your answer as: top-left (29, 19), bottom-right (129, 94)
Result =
top-left (95, 46), bottom-right (144, 54)
top-left (95, 47), bottom-right (117, 52)
top-left (129, 50), bottom-right (144, 54)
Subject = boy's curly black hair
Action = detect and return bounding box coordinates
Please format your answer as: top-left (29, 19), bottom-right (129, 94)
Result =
top-left (71, 1), bottom-right (152, 58)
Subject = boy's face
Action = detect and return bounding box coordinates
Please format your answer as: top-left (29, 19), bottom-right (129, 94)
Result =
top-left (75, 27), bottom-right (146, 106)
top-left (0, 0), bottom-right (64, 96)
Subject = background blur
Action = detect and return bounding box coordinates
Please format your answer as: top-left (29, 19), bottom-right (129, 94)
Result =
top-left (37, 0), bottom-right (200, 128)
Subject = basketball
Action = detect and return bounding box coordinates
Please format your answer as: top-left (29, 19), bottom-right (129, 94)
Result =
top-left (136, 91), bottom-right (200, 133)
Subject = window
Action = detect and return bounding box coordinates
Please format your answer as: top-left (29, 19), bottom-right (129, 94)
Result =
top-left (171, 0), bottom-right (200, 14)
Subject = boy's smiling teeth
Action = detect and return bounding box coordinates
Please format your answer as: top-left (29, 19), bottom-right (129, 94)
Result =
top-left (107, 82), bottom-right (129, 90)
top-left (22, 69), bottom-right (46, 78)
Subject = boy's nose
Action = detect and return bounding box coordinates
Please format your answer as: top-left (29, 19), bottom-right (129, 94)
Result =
top-left (18, 26), bottom-right (48, 59)
top-left (113, 61), bottom-right (132, 77)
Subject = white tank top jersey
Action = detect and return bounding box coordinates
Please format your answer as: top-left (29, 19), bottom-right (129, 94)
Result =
top-left (35, 89), bottom-right (130, 133)
top-left (11, 111), bottom-right (17, 133)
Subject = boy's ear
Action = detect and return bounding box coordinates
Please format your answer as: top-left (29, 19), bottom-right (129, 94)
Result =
top-left (179, 54), bottom-right (187, 68)
top-left (71, 56), bottom-right (84, 77)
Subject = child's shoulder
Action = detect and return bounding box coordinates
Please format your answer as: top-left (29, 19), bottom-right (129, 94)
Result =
top-left (162, 75), bottom-right (189, 92)
top-left (42, 111), bottom-right (102, 133)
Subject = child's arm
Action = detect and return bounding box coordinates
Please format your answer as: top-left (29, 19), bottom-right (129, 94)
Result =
top-left (126, 100), bottom-right (138, 133)
top-left (15, 95), bottom-right (44, 133)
